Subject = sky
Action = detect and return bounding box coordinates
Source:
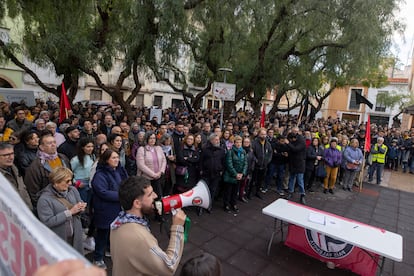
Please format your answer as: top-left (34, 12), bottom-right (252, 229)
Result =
top-left (392, 0), bottom-right (414, 67)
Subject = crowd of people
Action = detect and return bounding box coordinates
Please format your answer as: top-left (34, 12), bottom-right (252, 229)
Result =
top-left (1, 98), bottom-right (414, 273)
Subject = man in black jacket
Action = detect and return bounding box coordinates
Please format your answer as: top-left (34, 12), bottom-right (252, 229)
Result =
top-left (249, 128), bottom-right (272, 199)
top-left (200, 133), bottom-right (225, 212)
top-left (58, 126), bottom-right (80, 160)
top-left (286, 132), bottom-right (307, 204)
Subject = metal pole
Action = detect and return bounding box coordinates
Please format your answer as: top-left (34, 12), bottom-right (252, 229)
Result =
top-left (218, 68), bottom-right (232, 129)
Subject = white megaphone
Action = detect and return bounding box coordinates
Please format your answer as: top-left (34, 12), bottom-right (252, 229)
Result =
top-left (154, 180), bottom-right (211, 215)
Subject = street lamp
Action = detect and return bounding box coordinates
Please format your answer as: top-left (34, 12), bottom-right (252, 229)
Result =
top-left (218, 68), bottom-right (232, 129)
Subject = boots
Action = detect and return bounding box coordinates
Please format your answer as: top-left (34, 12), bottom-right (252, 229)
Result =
top-left (300, 195), bottom-right (306, 205)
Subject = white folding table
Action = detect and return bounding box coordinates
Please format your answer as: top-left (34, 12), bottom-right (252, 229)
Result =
top-left (262, 199), bottom-right (403, 274)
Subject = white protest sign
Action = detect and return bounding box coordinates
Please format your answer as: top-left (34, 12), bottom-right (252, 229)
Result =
top-left (0, 174), bottom-right (87, 275)
top-left (212, 82), bottom-right (236, 101)
top-left (150, 108), bottom-right (162, 124)
top-left (0, 88), bottom-right (36, 107)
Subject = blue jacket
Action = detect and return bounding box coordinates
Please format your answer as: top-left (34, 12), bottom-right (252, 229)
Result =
top-left (91, 164), bottom-right (128, 228)
top-left (343, 146), bottom-right (363, 171)
top-left (387, 145), bottom-right (399, 159)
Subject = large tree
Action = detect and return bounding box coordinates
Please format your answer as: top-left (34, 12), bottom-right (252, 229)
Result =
top-left (179, 0), bottom-right (403, 114)
top-left (0, 0), bottom-right (403, 119)
top-left (0, 0), bottom-right (191, 121)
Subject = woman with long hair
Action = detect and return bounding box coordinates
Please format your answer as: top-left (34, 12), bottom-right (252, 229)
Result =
top-left (108, 133), bottom-right (126, 168)
top-left (175, 134), bottom-right (200, 194)
top-left (91, 149), bottom-right (128, 269)
top-left (70, 138), bottom-right (96, 203)
top-left (136, 131), bottom-right (167, 198)
top-left (240, 136), bottom-right (255, 202)
top-left (159, 134), bottom-right (176, 196)
top-left (304, 137), bottom-right (324, 192)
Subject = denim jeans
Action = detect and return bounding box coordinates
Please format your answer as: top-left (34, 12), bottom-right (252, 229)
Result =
top-left (274, 164), bottom-right (286, 192)
top-left (288, 173), bottom-right (305, 195)
top-left (264, 163), bottom-right (276, 190)
top-left (409, 157), bottom-right (414, 173)
top-left (368, 162), bottom-right (384, 184)
top-left (94, 228), bottom-right (110, 262)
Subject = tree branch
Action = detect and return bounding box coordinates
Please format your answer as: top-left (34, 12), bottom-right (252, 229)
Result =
top-left (0, 40), bottom-right (57, 95)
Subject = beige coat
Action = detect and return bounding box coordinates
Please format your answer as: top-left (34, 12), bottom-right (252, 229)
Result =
top-left (110, 223), bottom-right (184, 276)
top-left (136, 146), bottom-right (167, 180)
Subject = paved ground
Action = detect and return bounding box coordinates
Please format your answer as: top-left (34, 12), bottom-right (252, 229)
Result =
top-left (88, 169), bottom-right (414, 276)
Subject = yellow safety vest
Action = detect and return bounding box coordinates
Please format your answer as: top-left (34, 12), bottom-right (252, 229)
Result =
top-left (372, 144), bottom-right (387, 164)
top-left (324, 144), bottom-right (342, 151)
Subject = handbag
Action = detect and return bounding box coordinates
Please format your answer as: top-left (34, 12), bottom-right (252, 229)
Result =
top-left (346, 162), bottom-right (359, 170)
top-left (315, 164), bottom-right (327, 178)
top-left (175, 165), bottom-right (188, 176)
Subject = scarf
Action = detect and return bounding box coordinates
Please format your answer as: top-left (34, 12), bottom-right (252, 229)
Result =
top-left (37, 150), bottom-right (58, 163)
top-left (111, 211), bottom-right (150, 231)
top-left (235, 146), bottom-right (244, 158)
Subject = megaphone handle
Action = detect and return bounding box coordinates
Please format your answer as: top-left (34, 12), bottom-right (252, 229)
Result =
top-left (184, 217), bottom-right (191, 243)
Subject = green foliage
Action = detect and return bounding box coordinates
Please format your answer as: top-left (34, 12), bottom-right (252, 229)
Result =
top-left (0, 0), bottom-right (404, 112)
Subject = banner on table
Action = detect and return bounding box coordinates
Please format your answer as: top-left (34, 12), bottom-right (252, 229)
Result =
top-left (285, 224), bottom-right (379, 276)
top-left (0, 174), bottom-right (87, 275)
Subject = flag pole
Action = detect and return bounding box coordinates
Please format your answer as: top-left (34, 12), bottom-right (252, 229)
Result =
top-left (359, 151), bottom-right (366, 192)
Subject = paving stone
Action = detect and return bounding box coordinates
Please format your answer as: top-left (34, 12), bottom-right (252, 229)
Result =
top-left (201, 236), bottom-right (240, 260)
top-left (218, 225), bottom-right (255, 247)
top-left (187, 225), bottom-right (215, 246)
top-left (227, 249), bottom-right (269, 275)
top-left (393, 262), bottom-right (414, 276)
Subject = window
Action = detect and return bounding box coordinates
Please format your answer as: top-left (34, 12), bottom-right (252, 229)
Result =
top-left (172, 99), bottom-right (184, 109)
top-left (341, 113), bottom-right (360, 123)
top-left (207, 99), bottom-right (220, 109)
top-left (154, 96), bottom-right (163, 107)
top-left (375, 91), bottom-right (386, 112)
top-left (135, 94), bottom-right (144, 107)
top-left (370, 115), bottom-right (389, 127)
top-left (158, 68), bottom-right (169, 80)
top-left (90, 89), bottom-right (102, 101)
top-left (174, 72), bottom-right (181, 84)
top-left (349, 88), bottom-right (362, 110)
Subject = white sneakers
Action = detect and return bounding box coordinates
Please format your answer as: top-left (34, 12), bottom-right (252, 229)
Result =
top-left (93, 260), bottom-right (107, 270)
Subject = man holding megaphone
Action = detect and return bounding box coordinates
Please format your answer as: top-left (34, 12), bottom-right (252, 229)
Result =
top-left (110, 176), bottom-right (187, 276)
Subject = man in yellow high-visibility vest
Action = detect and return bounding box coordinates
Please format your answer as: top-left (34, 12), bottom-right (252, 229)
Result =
top-left (368, 137), bottom-right (388, 185)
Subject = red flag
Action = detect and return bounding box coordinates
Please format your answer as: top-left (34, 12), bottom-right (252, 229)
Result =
top-left (260, 105), bottom-right (265, 128)
top-left (59, 82), bottom-right (71, 123)
top-left (364, 115), bottom-right (371, 152)
top-left (285, 224), bottom-right (379, 276)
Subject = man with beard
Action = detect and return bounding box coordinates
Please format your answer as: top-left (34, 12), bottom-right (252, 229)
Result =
top-left (110, 176), bottom-right (186, 276)
top-left (4, 106), bottom-right (32, 141)
top-left (285, 131), bottom-right (307, 204)
top-left (172, 121), bottom-right (185, 151)
top-left (249, 128), bottom-right (272, 199)
top-left (58, 126), bottom-right (81, 160)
